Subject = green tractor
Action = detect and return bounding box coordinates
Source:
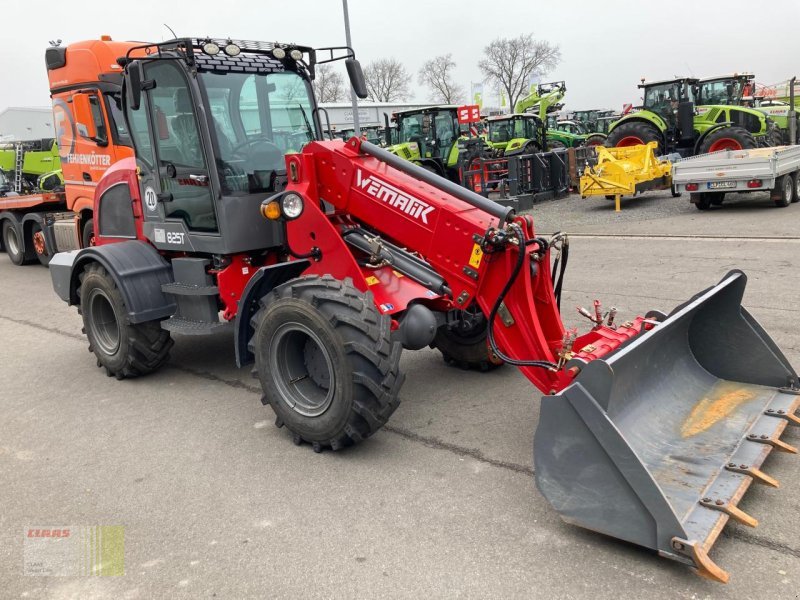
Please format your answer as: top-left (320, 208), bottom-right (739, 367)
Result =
top-left (514, 81), bottom-right (588, 149)
top-left (696, 73), bottom-right (792, 145)
top-left (385, 105), bottom-right (471, 180)
top-left (607, 77), bottom-right (773, 156)
top-left (485, 113), bottom-right (545, 156)
top-left (0, 139), bottom-right (63, 193)
top-left (548, 117), bottom-right (591, 148)
top-left (569, 109), bottom-right (618, 146)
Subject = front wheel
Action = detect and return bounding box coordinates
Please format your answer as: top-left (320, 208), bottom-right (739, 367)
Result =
top-left (82, 217), bottom-right (95, 248)
top-left (584, 134), bottom-right (606, 147)
top-left (79, 263), bottom-right (173, 378)
top-left (773, 174), bottom-right (793, 207)
top-left (792, 172), bottom-right (800, 203)
top-left (692, 193), bottom-right (712, 210)
top-left (250, 275), bottom-right (404, 451)
top-left (547, 139), bottom-right (567, 150)
top-left (698, 126), bottom-right (756, 154)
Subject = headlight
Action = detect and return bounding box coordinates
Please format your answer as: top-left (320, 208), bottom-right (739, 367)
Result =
top-left (224, 43), bottom-right (241, 57)
top-left (281, 193), bottom-right (304, 219)
top-left (272, 47), bottom-right (286, 60)
top-left (289, 49), bottom-right (303, 61)
top-left (202, 41), bottom-right (220, 56)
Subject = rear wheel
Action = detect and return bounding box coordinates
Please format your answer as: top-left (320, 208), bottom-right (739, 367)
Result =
top-left (2, 220), bottom-right (32, 266)
top-left (606, 121), bottom-right (663, 154)
top-left (773, 174), bottom-right (793, 207)
top-left (710, 193), bottom-right (726, 206)
top-left (250, 275), bottom-right (404, 451)
top-left (432, 307), bottom-right (503, 372)
top-left (792, 172), bottom-right (800, 203)
top-left (699, 126), bottom-right (756, 154)
top-left (79, 263), bottom-right (173, 378)
top-left (692, 193), bottom-right (712, 210)
top-left (31, 222), bottom-right (50, 266)
top-left (82, 218), bottom-right (95, 248)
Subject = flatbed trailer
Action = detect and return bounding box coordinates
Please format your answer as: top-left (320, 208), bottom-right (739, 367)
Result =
top-left (672, 145), bottom-right (800, 209)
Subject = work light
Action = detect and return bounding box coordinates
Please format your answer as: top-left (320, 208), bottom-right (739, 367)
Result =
top-left (202, 41), bottom-right (220, 56)
top-left (272, 47), bottom-right (286, 59)
top-left (224, 43), bottom-right (241, 57)
top-left (289, 49), bottom-right (303, 61)
top-left (281, 193), bottom-right (304, 219)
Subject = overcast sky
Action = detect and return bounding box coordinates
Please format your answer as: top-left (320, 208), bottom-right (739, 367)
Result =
top-left (2, 0), bottom-right (799, 113)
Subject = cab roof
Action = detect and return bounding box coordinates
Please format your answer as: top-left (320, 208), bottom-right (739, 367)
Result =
top-left (639, 77), bottom-right (698, 88)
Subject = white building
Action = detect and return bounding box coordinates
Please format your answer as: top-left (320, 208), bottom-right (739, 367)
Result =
top-left (0, 107), bottom-right (55, 142)
top-left (319, 102), bottom-right (431, 132)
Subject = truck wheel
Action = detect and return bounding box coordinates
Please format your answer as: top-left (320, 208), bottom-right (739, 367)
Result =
top-left (606, 121), bottom-right (663, 154)
top-left (699, 126), bottom-right (756, 154)
top-left (250, 275), bottom-right (404, 452)
top-left (792, 172), bottom-right (800, 203)
top-left (773, 174), bottom-right (793, 207)
top-left (31, 222), bottom-right (50, 266)
top-left (78, 263), bottom-right (173, 379)
top-left (432, 308), bottom-right (503, 372)
top-left (2, 220), bottom-right (33, 266)
top-left (82, 218), bottom-right (95, 248)
top-left (692, 193), bottom-right (712, 210)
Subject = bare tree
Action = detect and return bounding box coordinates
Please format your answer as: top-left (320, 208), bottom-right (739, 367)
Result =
top-left (478, 34), bottom-right (561, 111)
top-left (314, 64), bottom-right (346, 103)
top-left (363, 58), bottom-right (411, 102)
top-left (418, 54), bottom-right (464, 104)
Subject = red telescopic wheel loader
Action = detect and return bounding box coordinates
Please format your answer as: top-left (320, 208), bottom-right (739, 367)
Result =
top-left (48, 37), bottom-right (799, 583)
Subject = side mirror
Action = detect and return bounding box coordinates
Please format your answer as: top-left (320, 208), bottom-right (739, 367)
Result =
top-left (345, 58), bottom-right (368, 99)
top-left (127, 61), bottom-right (144, 110)
top-left (72, 92), bottom-right (98, 140)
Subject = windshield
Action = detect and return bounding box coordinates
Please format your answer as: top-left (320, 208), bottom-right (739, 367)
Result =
top-left (697, 80), bottom-right (743, 106)
top-left (200, 70), bottom-right (317, 193)
top-left (488, 117), bottom-right (536, 142)
top-left (643, 82), bottom-right (693, 117)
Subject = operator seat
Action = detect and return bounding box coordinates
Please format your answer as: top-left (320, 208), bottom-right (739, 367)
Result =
top-left (171, 88), bottom-right (202, 166)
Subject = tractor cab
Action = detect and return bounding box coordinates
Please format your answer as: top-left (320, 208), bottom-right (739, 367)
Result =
top-left (116, 38), bottom-right (366, 256)
top-left (486, 113), bottom-right (543, 154)
top-left (388, 106), bottom-right (463, 177)
top-left (640, 77), bottom-right (697, 126)
top-left (696, 74), bottom-right (755, 107)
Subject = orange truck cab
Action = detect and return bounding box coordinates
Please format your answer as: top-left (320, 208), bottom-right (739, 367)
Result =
top-left (0, 37), bottom-right (136, 265)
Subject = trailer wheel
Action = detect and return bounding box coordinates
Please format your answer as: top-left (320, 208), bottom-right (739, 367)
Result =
top-left (792, 172), bottom-right (800, 203)
top-left (31, 222), bottom-right (50, 266)
top-left (710, 193), bottom-right (726, 206)
top-left (250, 275), bottom-right (404, 451)
top-left (692, 193), bottom-right (712, 210)
top-left (82, 218), bottom-right (95, 248)
top-left (78, 263), bottom-right (173, 379)
top-left (432, 307), bottom-right (503, 372)
top-left (2, 220), bottom-right (33, 266)
top-left (773, 174), bottom-right (793, 207)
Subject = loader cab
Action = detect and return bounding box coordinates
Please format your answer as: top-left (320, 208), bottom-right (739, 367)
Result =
top-left (119, 38), bottom-right (366, 256)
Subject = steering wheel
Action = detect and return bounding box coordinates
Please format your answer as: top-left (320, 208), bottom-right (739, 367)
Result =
top-left (231, 135), bottom-right (283, 159)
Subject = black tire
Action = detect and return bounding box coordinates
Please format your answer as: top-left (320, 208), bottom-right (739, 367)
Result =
top-left (710, 192), bottom-right (726, 206)
top-left (692, 193), bottom-right (712, 210)
top-left (792, 172), bottom-right (800, 203)
top-left (606, 121), bottom-right (664, 154)
top-left (250, 275), bottom-right (404, 452)
top-left (547, 139), bottom-right (567, 150)
top-left (584, 134), bottom-right (606, 147)
top-left (698, 126), bottom-right (756, 155)
top-left (432, 308), bottom-right (503, 372)
top-left (78, 263), bottom-right (173, 378)
top-left (773, 174), bottom-right (793, 207)
top-left (31, 222), bottom-right (50, 266)
top-left (767, 128), bottom-right (784, 147)
top-left (670, 184), bottom-right (681, 198)
top-left (82, 217), bottom-right (95, 248)
top-left (2, 220), bottom-right (32, 266)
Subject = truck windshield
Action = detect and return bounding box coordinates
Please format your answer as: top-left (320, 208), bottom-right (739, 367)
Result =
top-left (200, 70), bottom-right (317, 193)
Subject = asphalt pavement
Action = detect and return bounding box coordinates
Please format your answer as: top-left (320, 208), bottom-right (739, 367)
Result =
top-left (1, 189), bottom-right (799, 599)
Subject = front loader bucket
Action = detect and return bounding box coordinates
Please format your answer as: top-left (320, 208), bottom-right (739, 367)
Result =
top-left (534, 271), bottom-right (799, 583)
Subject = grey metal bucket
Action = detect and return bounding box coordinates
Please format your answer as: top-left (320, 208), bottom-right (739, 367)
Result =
top-left (534, 270), bottom-right (800, 583)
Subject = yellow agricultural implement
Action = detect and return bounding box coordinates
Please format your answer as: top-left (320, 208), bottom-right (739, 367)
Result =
top-left (580, 142), bottom-right (674, 211)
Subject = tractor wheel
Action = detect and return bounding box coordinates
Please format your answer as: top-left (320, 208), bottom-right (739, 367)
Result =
top-left (606, 121), bottom-right (663, 154)
top-left (792, 172), bottom-right (800, 203)
top-left (692, 193), bottom-right (712, 210)
top-left (250, 275), bottom-right (404, 452)
top-left (698, 126), bottom-right (756, 154)
top-left (3, 220), bottom-right (25, 265)
top-left (548, 140), bottom-right (567, 150)
top-left (584, 134), bottom-right (606, 146)
top-left (766, 128), bottom-right (784, 147)
top-left (82, 218), bottom-right (95, 248)
top-left (432, 307), bottom-right (503, 372)
top-left (773, 174), bottom-right (793, 207)
top-left (78, 263), bottom-right (173, 379)
top-left (31, 222), bottom-right (51, 266)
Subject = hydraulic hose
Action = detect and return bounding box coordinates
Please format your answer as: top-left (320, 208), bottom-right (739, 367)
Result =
top-left (486, 224), bottom-right (559, 370)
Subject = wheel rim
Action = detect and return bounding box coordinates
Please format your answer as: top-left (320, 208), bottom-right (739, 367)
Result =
top-left (32, 228), bottom-right (46, 256)
top-left (586, 138), bottom-right (603, 146)
top-left (795, 177), bottom-right (800, 200)
top-left (708, 138), bottom-right (743, 153)
top-left (785, 177), bottom-right (792, 200)
top-left (87, 288), bottom-right (121, 356)
top-left (5, 225), bottom-right (19, 256)
top-left (269, 321), bottom-right (335, 418)
top-left (616, 136), bottom-right (644, 147)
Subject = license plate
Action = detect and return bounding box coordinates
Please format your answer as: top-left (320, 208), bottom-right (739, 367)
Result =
top-left (707, 181), bottom-right (736, 189)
